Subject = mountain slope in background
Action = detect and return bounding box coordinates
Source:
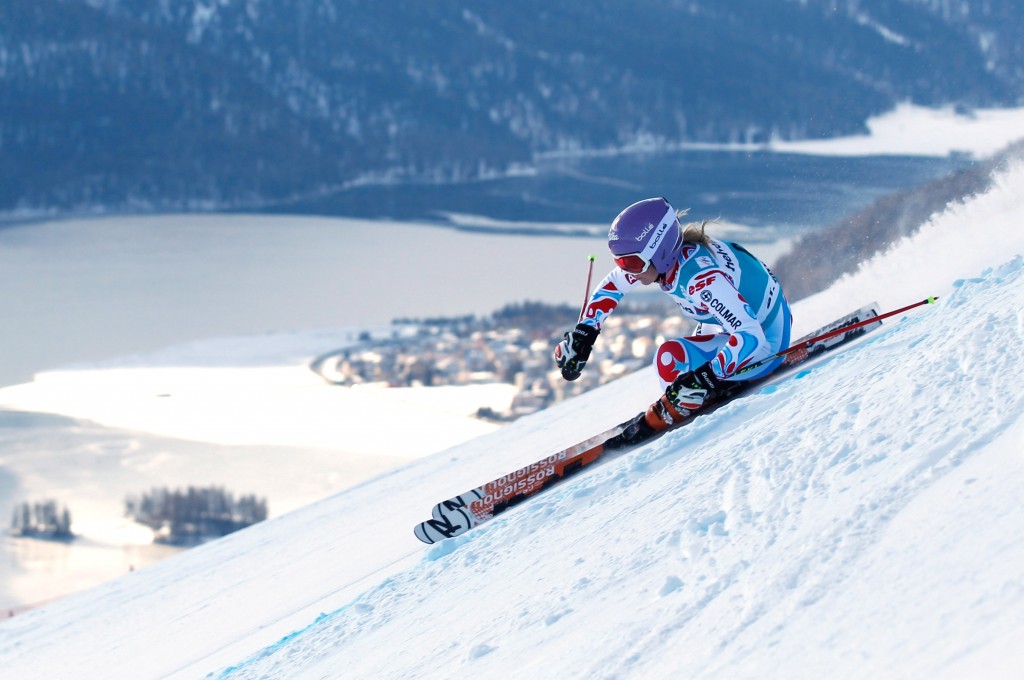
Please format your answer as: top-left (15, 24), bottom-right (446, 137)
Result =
top-left (776, 138), bottom-right (1024, 299)
top-left (2, 0), bottom-right (1023, 214)
top-left (1, 154), bottom-right (1021, 679)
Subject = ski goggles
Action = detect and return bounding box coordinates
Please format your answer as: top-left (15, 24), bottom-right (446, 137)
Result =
top-left (614, 253), bottom-right (653, 275)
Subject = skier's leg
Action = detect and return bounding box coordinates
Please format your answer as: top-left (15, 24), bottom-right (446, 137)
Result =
top-left (654, 334), bottom-right (728, 389)
top-left (614, 333), bottom-right (730, 449)
top-left (611, 335), bottom-right (722, 448)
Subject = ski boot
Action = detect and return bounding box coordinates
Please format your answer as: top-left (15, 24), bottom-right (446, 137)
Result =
top-left (604, 395), bottom-right (694, 450)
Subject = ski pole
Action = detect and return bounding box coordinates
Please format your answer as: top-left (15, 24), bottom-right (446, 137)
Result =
top-left (741, 295), bottom-right (939, 375)
top-left (578, 254), bottom-right (597, 322)
top-left (778, 295), bottom-right (939, 359)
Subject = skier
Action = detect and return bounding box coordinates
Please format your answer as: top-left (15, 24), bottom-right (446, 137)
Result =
top-left (554, 197), bottom-right (792, 445)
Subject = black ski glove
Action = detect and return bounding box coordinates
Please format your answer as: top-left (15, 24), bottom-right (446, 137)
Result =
top-left (554, 323), bottom-right (599, 381)
top-left (664, 361), bottom-right (725, 414)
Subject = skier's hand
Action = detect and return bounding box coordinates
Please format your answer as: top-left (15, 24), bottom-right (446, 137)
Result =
top-left (664, 361), bottom-right (724, 414)
top-left (554, 323), bottom-right (599, 381)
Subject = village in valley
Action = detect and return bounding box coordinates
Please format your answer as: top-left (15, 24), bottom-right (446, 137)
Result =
top-left (312, 301), bottom-right (693, 421)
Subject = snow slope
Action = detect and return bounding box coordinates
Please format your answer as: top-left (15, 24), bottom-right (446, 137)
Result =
top-left (2, 161), bottom-right (1024, 678)
top-left (770, 103), bottom-right (1024, 157)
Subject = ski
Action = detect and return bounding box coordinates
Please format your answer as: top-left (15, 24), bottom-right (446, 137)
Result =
top-left (414, 302), bottom-right (892, 544)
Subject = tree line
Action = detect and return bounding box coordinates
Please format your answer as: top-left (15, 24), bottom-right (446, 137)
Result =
top-left (9, 500), bottom-right (73, 540)
top-left (125, 485), bottom-right (268, 547)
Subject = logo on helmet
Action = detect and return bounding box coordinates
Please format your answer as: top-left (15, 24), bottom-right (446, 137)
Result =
top-left (639, 219), bottom-right (671, 250)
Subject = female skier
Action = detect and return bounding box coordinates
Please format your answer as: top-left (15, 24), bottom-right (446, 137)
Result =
top-left (554, 196), bottom-right (792, 444)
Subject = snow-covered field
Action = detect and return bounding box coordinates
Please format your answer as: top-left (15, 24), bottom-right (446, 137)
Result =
top-left (687, 102), bottom-right (1024, 158)
top-left (0, 142), bottom-right (1022, 676)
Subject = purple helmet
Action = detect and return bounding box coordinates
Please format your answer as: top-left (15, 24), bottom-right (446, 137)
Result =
top-left (608, 197), bottom-right (683, 276)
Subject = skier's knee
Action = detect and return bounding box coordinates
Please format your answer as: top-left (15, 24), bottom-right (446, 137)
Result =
top-left (654, 339), bottom-right (695, 388)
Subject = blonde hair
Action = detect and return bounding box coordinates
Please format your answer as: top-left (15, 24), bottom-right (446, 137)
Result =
top-left (676, 208), bottom-right (714, 245)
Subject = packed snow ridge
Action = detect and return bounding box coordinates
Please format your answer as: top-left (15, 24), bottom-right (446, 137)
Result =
top-left (3, 161), bottom-right (1024, 679)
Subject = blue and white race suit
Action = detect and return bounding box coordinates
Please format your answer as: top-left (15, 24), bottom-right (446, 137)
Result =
top-left (580, 238), bottom-right (792, 388)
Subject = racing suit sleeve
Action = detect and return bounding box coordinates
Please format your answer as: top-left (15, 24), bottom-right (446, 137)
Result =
top-left (578, 268), bottom-right (643, 331)
top-left (684, 269), bottom-right (771, 379)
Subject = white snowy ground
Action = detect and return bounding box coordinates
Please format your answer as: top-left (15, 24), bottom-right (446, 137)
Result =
top-left (685, 102), bottom-right (1024, 158)
top-left (0, 149), bottom-right (1022, 678)
top-left (772, 102), bottom-right (1024, 157)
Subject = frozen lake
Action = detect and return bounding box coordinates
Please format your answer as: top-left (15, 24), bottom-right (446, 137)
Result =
top-left (0, 214), bottom-right (624, 388)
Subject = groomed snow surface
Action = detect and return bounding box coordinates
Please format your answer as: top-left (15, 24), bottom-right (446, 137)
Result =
top-left (2, 160), bottom-right (1024, 678)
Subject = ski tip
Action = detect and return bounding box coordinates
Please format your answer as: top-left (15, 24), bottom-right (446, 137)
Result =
top-left (415, 508), bottom-right (476, 544)
top-left (413, 523), bottom-right (438, 544)
top-left (927, 295), bottom-right (939, 304)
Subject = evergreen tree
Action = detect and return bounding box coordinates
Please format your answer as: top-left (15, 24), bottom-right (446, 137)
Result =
top-left (126, 485), bottom-right (269, 546)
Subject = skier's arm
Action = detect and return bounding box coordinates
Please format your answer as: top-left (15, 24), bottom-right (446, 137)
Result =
top-left (554, 268), bottom-right (639, 381)
top-left (578, 268), bottom-right (641, 331)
